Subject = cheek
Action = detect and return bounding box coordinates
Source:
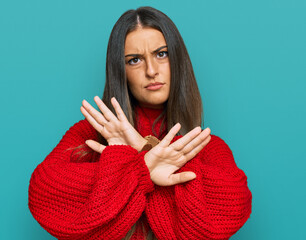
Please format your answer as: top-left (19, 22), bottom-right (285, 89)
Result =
top-left (127, 77), bottom-right (139, 90)
top-left (161, 63), bottom-right (171, 82)
top-left (126, 68), bottom-right (140, 83)
top-left (125, 69), bottom-right (132, 83)
top-left (126, 68), bottom-right (145, 89)
top-left (126, 72), bottom-right (142, 98)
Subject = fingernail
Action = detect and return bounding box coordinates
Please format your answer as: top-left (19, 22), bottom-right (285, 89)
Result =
top-left (190, 172), bottom-right (197, 179)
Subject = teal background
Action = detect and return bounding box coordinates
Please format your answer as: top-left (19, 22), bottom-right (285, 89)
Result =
top-left (1, 0), bottom-right (305, 239)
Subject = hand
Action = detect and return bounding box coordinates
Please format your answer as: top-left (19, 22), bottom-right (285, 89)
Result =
top-left (144, 123), bottom-right (211, 186)
top-left (80, 96), bottom-right (147, 153)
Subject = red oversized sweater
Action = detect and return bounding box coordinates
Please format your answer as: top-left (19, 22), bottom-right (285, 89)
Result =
top-left (28, 107), bottom-right (252, 240)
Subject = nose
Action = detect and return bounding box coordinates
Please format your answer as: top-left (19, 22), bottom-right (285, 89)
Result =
top-left (145, 57), bottom-right (158, 79)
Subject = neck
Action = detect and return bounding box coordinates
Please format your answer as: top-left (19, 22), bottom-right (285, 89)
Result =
top-left (134, 105), bottom-right (166, 139)
top-left (138, 102), bottom-right (165, 110)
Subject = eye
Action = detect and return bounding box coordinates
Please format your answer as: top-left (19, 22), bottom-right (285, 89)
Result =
top-left (157, 51), bottom-right (168, 59)
top-left (128, 58), bottom-right (141, 65)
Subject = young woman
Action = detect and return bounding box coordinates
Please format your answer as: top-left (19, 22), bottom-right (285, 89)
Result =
top-left (29, 7), bottom-right (252, 240)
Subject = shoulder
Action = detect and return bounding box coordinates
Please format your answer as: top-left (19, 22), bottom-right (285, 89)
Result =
top-left (202, 135), bottom-right (233, 154)
top-left (67, 118), bottom-right (93, 132)
top-left (61, 119), bottom-right (98, 141)
top-left (198, 134), bottom-right (238, 169)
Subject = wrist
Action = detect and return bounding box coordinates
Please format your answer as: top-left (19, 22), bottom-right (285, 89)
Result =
top-left (139, 135), bottom-right (160, 152)
top-left (134, 137), bottom-right (147, 152)
top-left (144, 151), bottom-right (154, 173)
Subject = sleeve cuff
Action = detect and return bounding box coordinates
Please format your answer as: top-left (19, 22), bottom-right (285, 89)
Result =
top-left (134, 150), bottom-right (155, 194)
top-left (100, 145), bottom-right (154, 194)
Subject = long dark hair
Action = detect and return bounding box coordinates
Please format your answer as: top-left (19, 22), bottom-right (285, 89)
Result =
top-left (71, 7), bottom-right (203, 239)
top-left (73, 7), bottom-right (203, 158)
top-left (103, 6), bottom-right (203, 135)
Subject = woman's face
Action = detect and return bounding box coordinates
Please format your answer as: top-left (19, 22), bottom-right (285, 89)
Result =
top-left (124, 27), bottom-right (171, 109)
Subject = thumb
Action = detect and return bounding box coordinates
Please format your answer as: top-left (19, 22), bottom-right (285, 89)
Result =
top-left (168, 171), bottom-right (197, 186)
top-left (85, 140), bottom-right (106, 154)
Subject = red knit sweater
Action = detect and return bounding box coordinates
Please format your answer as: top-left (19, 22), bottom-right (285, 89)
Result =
top-left (28, 107), bottom-right (252, 240)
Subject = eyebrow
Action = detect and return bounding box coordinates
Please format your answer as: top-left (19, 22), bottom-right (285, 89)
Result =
top-left (124, 45), bottom-right (168, 58)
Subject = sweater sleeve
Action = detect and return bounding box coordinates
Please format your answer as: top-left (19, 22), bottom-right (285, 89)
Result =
top-left (145, 135), bottom-right (252, 240)
top-left (28, 119), bottom-right (154, 240)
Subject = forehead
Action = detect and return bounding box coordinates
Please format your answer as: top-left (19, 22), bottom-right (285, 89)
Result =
top-left (124, 27), bottom-right (167, 54)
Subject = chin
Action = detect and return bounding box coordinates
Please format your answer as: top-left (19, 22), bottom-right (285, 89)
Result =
top-left (139, 101), bottom-right (166, 109)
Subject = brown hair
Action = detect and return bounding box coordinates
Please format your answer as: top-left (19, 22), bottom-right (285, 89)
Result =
top-left (72, 6), bottom-right (203, 239)
top-left (103, 6), bottom-right (203, 135)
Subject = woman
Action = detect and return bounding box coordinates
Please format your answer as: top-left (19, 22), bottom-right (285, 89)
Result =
top-left (29, 6), bottom-right (252, 240)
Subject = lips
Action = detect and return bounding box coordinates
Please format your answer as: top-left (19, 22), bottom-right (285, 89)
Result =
top-left (145, 82), bottom-right (165, 90)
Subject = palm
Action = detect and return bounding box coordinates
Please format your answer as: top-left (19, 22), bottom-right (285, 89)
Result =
top-left (80, 96), bottom-right (146, 152)
top-left (145, 124), bottom-right (211, 186)
top-left (106, 121), bottom-right (143, 150)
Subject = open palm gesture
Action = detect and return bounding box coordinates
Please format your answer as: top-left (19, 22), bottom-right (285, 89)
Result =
top-left (145, 124), bottom-right (211, 186)
top-left (80, 96), bottom-right (146, 152)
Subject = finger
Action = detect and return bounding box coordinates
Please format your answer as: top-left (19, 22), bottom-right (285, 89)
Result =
top-left (159, 123), bottom-right (181, 147)
top-left (184, 134), bottom-right (211, 160)
top-left (82, 99), bottom-right (108, 125)
top-left (85, 140), bottom-right (106, 154)
top-left (171, 126), bottom-right (202, 151)
top-left (80, 106), bottom-right (104, 133)
top-left (167, 171), bottom-right (196, 186)
top-left (111, 97), bottom-right (128, 122)
top-left (182, 127), bottom-right (211, 154)
top-left (94, 96), bottom-right (116, 121)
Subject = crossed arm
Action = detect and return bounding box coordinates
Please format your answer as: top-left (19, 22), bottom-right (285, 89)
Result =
top-left (80, 96), bottom-right (211, 187)
top-left (80, 96), bottom-right (252, 239)
top-left (29, 96), bottom-right (251, 239)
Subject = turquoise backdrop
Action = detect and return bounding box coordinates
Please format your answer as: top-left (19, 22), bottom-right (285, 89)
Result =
top-left (1, 0), bottom-right (305, 239)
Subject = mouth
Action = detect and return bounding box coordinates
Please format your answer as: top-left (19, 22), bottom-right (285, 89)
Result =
top-left (145, 82), bottom-right (165, 90)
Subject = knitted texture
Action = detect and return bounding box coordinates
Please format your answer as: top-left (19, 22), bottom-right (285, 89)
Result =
top-left (28, 107), bottom-right (252, 240)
